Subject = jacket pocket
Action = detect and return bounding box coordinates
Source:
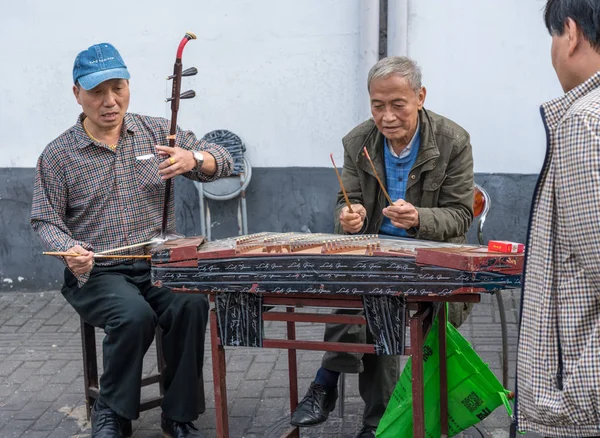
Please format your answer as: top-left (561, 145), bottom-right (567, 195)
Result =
top-left (559, 347), bottom-right (600, 425)
top-left (134, 157), bottom-right (165, 193)
top-left (420, 173), bottom-right (447, 207)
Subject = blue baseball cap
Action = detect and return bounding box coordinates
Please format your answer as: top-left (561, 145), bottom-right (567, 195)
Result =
top-left (72, 43), bottom-right (131, 90)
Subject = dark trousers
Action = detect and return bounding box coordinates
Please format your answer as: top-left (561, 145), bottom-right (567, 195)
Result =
top-left (61, 262), bottom-right (208, 422)
top-left (321, 308), bottom-right (400, 428)
top-left (321, 302), bottom-right (474, 428)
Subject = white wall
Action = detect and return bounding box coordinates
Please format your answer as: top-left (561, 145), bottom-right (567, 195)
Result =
top-left (0, 0), bottom-right (563, 173)
top-left (0, 0), bottom-right (362, 168)
top-left (404, 0), bottom-right (561, 174)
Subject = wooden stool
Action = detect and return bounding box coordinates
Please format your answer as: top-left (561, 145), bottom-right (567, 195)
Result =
top-left (80, 318), bottom-right (205, 435)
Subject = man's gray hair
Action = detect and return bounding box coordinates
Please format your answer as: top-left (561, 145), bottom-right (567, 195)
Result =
top-left (367, 56), bottom-right (422, 93)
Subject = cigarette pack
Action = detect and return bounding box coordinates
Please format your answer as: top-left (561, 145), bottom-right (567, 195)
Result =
top-left (487, 240), bottom-right (524, 254)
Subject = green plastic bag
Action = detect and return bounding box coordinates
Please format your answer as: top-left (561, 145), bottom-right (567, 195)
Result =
top-left (376, 314), bottom-right (512, 438)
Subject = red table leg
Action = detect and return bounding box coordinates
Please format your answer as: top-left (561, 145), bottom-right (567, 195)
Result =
top-left (439, 304), bottom-right (449, 438)
top-left (286, 307), bottom-right (300, 438)
top-left (410, 304), bottom-right (427, 438)
top-left (210, 308), bottom-right (229, 438)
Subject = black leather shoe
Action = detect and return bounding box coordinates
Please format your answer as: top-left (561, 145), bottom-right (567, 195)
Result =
top-left (355, 425), bottom-right (377, 438)
top-left (91, 399), bottom-right (130, 438)
top-left (290, 381), bottom-right (338, 427)
top-left (161, 416), bottom-right (204, 438)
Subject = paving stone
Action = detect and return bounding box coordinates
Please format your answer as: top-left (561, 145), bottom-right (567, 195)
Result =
top-left (20, 431), bottom-right (51, 438)
top-left (25, 299), bottom-right (54, 316)
top-left (17, 319), bottom-right (46, 334)
top-left (225, 357), bottom-right (252, 372)
top-left (265, 370), bottom-right (290, 388)
top-left (236, 380), bottom-right (265, 399)
top-left (0, 381), bottom-right (19, 398)
top-left (9, 367), bottom-right (38, 385)
top-left (13, 401), bottom-right (49, 420)
top-left (0, 361), bottom-right (23, 377)
top-left (51, 393), bottom-right (85, 411)
top-left (0, 346), bottom-right (17, 356)
top-left (45, 420), bottom-right (86, 437)
top-left (0, 419), bottom-right (36, 437)
top-left (0, 325), bottom-right (19, 334)
top-left (1, 390), bottom-right (35, 411)
top-left (229, 399), bottom-right (258, 417)
top-left (34, 360), bottom-right (68, 376)
top-left (48, 365), bottom-right (81, 385)
top-left (33, 384), bottom-right (69, 403)
top-left (32, 325), bottom-right (58, 333)
top-left (253, 352), bottom-right (279, 363)
top-left (0, 409), bottom-right (15, 426)
top-left (35, 326), bottom-right (59, 333)
top-left (223, 372), bottom-right (245, 391)
top-left (263, 386), bottom-right (289, 399)
top-left (21, 361), bottom-right (45, 370)
top-left (32, 307), bottom-right (62, 320)
top-left (4, 313), bottom-right (33, 327)
top-left (245, 361), bottom-right (275, 380)
top-left (0, 297), bottom-right (12, 312)
top-left (228, 416), bottom-right (253, 437)
top-left (64, 378), bottom-right (86, 395)
top-left (30, 409), bottom-right (68, 431)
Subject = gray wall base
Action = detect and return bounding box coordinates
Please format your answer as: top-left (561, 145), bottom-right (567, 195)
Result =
top-left (0, 168), bottom-right (536, 292)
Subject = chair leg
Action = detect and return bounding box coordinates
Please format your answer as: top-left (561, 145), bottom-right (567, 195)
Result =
top-left (338, 373), bottom-right (345, 418)
top-left (496, 292), bottom-right (509, 389)
top-left (81, 318), bottom-right (98, 420)
top-left (155, 326), bottom-right (165, 397)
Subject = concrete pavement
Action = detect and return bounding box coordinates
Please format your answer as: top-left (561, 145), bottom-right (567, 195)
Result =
top-left (0, 289), bottom-right (540, 438)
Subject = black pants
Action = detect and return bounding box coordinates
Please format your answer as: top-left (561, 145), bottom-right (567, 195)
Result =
top-left (61, 262), bottom-right (208, 422)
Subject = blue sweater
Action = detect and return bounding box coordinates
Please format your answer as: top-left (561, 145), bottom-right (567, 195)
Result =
top-left (379, 132), bottom-right (420, 236)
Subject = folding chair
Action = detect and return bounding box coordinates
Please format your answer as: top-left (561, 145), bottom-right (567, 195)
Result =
top-left (194, 129), bottom-right (252, 240)
top-left (474, 183), bottom-right (509, 389)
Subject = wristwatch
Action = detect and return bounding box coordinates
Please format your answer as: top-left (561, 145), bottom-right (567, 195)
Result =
top-left (192, 150), bottom-right (204, 170)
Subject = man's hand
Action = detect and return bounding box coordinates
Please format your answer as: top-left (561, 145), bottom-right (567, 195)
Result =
top-left (65, 245), bottom-right (94, 275)
top-left (156, 145), bottom-right (197, 180)
top-left (382, 199), bottom-right (419, 230)
top-left (339, 204), bottom-right (367, 234)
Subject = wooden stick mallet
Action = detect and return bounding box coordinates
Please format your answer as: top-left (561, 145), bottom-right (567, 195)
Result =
top-left (363, 147), bottom-right (393, 205)
top-left (95, 238), bottom-right (165, 255)
top-left (329, 153), bottom-right (354, 213)
top-left (42, 252), bottom-right (150, 259)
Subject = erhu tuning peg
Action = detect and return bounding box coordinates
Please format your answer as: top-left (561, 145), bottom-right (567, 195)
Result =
top-left (182, 67), bottom-right (198, 76)
top-left (166, 67), bottom-right (198, 80)
top-left (179, 90), bottom-right (195, 99)
top-left (165, 90), bottom-right (196, 102)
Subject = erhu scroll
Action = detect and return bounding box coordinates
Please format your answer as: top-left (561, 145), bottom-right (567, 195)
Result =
top-left (161, 32), bottom-right (198, 239)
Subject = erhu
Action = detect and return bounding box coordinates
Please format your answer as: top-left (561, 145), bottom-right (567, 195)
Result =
top-left (161, 32), bottom-right (198, 239)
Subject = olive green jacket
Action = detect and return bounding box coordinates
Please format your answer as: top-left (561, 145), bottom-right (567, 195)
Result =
top-left (334, 108), bottom-right (474, 243)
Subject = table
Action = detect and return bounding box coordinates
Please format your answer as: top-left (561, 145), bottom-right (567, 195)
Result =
top-left (151, 233), bottom-right (522, 437)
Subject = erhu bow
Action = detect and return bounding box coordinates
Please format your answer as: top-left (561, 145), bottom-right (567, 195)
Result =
top-left (161, 31), bottom-right (198, 239)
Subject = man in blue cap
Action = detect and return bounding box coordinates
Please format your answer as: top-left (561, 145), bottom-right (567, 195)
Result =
top-left (31, 43), bottom-right (233, 438)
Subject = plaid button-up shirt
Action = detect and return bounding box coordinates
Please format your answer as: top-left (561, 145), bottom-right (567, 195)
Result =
top-left (31, 113), bottom-right (233, 282)
top-left (516, 72), bottom-right (600, 436)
